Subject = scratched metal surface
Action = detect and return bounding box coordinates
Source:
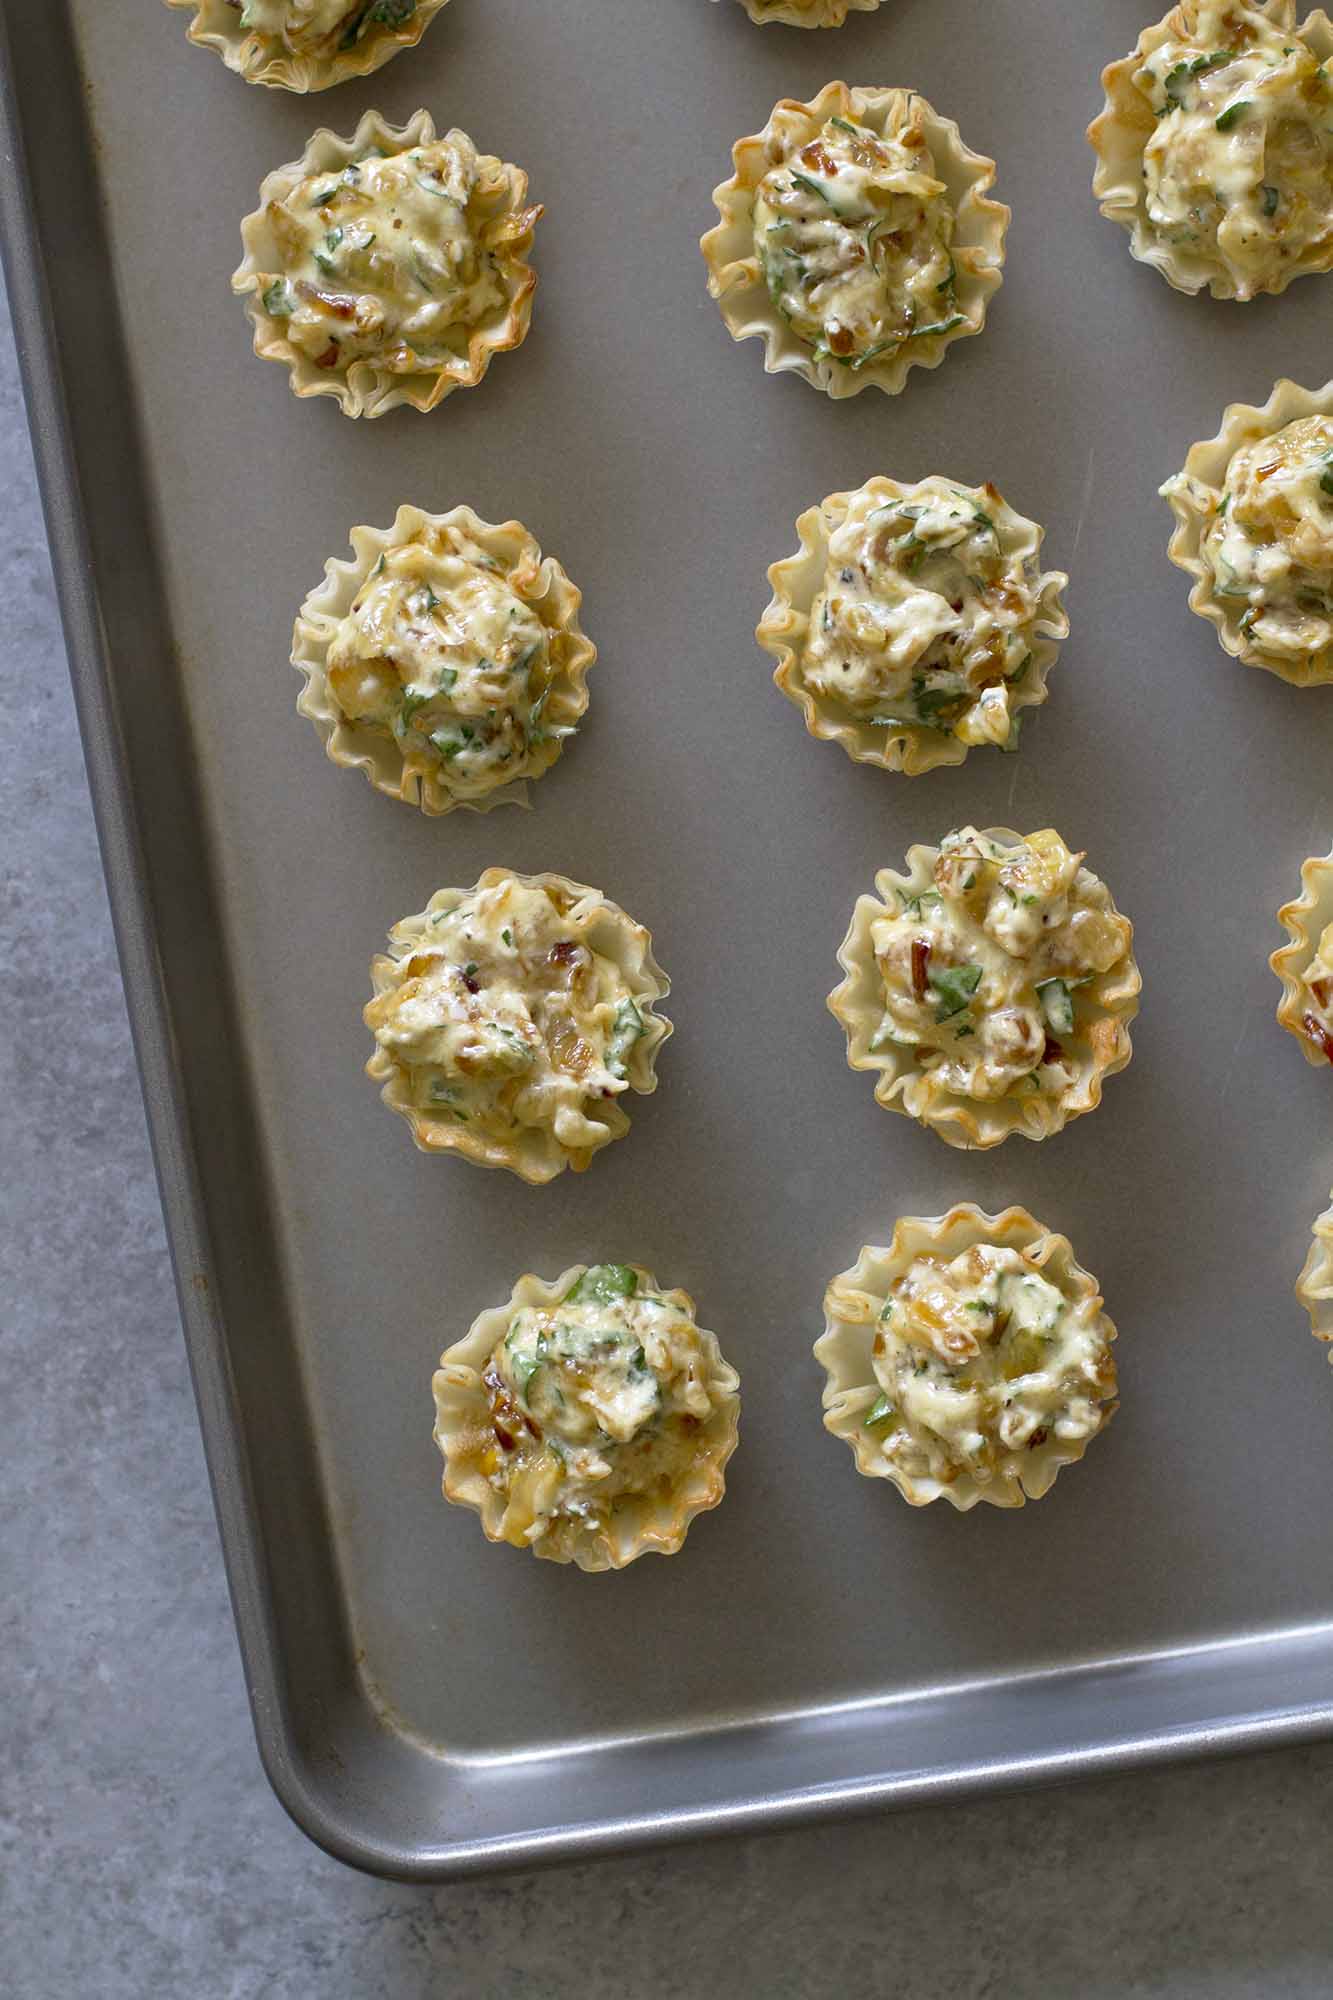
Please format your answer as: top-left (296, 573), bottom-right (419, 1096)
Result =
top-left (7, 0), bottom-right (1333, 1874)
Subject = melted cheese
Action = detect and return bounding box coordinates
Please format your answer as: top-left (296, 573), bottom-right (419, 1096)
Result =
top-left (866, 1243), bottom-right (1114, 1487)
top-left (325, 530), bottom-right (558, 794)
top-left (256, 132), bottom-right (507, 373)
top-left (1135, 2), bottom-right (1333, 297)
top-left (366, 878), bottom-right (647, 1154)
top-left (753, 110), bottom-right (959, 366)
top-left (1204, 414), bottom-right (1333, 664)
top-left (482, 1268), bottom-right (720, 1546)
top-left (869, 829), bottom-right (1131, 1103)
top-left (803, 479), bottom-right (1043, 747)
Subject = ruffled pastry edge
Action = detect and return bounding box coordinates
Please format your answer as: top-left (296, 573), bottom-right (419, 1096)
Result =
top-left (432, 1265), bottom-right (740, 1568)
top-left (814, 1204), bottom-right (1118, 1509)
top-left (163, 0), bottom-right (450, 92)
top-left (1270, 846), bottom-right (1333, 1062)
top-left (291, 503), bottom-right (594, 814)
top-left (1161, 376), bottom-right (1333, 684)
top-left (231, 107), bottom-right (540, 417)
top-left (826, 828), bottom-right (1141, 1150)
top-left (365, 869), bottom-right (672, 1183)
top-left (756, 474), bottom-right (1068, 773)
top-left (1087, 3), bottom-right (1333, 301)
top-left (700, 81), bottom-right (1008, 399)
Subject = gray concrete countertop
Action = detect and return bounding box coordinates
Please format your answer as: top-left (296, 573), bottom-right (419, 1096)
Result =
top-left (3, 275), bottom-right (1333, 1998)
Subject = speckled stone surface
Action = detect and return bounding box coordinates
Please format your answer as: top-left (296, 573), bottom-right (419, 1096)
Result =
top-left (3, 278), bottom-right (1333, 1998)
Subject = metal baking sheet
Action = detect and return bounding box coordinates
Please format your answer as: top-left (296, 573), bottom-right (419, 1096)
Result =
top-left (5, 0), bottom-right (1333, 1880)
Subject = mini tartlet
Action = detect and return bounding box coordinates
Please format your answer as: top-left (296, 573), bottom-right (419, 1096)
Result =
top-left (365, 870), bottom-right (671, 1182)
top-left (163, 0), bottom-right (449, 91)
top-left (720, 0), bottom-right (883, 24)
top-left (1161, 379), bottom-right (1333, 684)
top-left (815, 1206), bottom-right (1119, 1510)
top-left (757, 474), bottom-right (1068, 774)
top-left (232, 109), bottom-right (541, 417)
top-left (701, 82), bottom-right (1008, 399)
top-left (829, 826), bottom-right (1141, 1149)
top-left (1296, 1198), bottom-right (1333, 1363)
top-left (1271, 847), bottom-right (1333, 1062)
top-left (292, 504), bottom-right (594, 813)
top-left (1089, 2), bottom-right (1333, 301)
top-left (432, 1262), bottom-right (741, 1569)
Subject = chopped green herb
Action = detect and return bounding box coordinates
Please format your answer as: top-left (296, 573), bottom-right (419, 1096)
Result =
top-left (929, 962), bottom-right (982, 1022)
top-left (505, 1324), bottom-right (547, 1393)
top-left (339, 0), bottom-right (416, 48)
top-left (261, 278), bottom-right (295, 318)
top-left (1261, 183), bottom-right (1280, 218)
top-left (399, 686), bottom-right (433, 730)
top-left (1036, 977), bottom-right (1075, 1037)
top-left (1163, 48), bottom-right (1234, 106)
top-left (1214, 100), bottom-right (1251, 131)
top-left (790, 171), bottom-right (841, 210)
top-left (909, 313), bottom-right (967, 342)
top-left (501, 928), bottom-right (513, 948)
top-left (864, 1395), bottom-right (899, 1432)
top-left (565, 1264), bottom-right (638, 1307)
top-left (605, 999), bottom-right (644, 1080)
top-left (312, 226), bottom-right (344, 276)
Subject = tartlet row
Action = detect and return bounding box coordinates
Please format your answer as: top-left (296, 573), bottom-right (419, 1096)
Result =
top-left (359, 846), bottom-right (1333, 1180)
top-left (164, 0), bottom-right (890, 93)
top-left (430, 1198), bottom-right (1333, 1571)
top-left (292, 389), bottom-right (1333, 846)
top-left (197, 14), bottom-right (1333, 418)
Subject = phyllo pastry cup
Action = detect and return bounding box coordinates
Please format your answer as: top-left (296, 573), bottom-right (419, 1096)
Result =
top-left (828, 826), bottom-right (1141, 1149)
top-left (1271, 847), bottom-right (1333, 1062)
top-left (815, 1206), bottom-right (1119, 1510)
top-left (232, 108), bottom-right (541, 418)
top-left (365, 869), bottom-right (671, 1182)
top-left (1089, 3), bottom-right (1333, 301)
top-left (1161, 379), bottom-right (1333, 685)
top-left (162, 0), bottom-right (450, 92)
top-left (700, 82), bottom-right (1008, 399)
top-left (757, 474), bottom-right (1068, 774)
top-left (432, 1263), bottom-right (741, 1569)
top-left (1296, 1198), bottom-right (1333, 1363)
top-left (292, 503), bottom-right (594, 814)
top-left (720, 0), bottom-right (884, 23)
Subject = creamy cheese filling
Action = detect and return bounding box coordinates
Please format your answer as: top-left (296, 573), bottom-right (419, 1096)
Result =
top-left (1135, 2), bottom-right (1333, 293)
top-left (229, 0), bottom-right (417, 53)
top-left (869, 829), bottom-right (1131, 1102)
top-left (256, 133), bottom-right (510, 373)
top-left (753, 110), bottom-right (959, 366)
top-left (366, 879), bottom-right (647, 1153)
top-left (325, 534), bottom-right (558, 788)
top-left (481, 1265), bottom-right (719, 1544)
top-left (865, 1244), bottom-right (1114, 1485)
top-left (803, 480), bottom-right (1041, 747)
top-left (1203, 415), bottom-right (1333, 662)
